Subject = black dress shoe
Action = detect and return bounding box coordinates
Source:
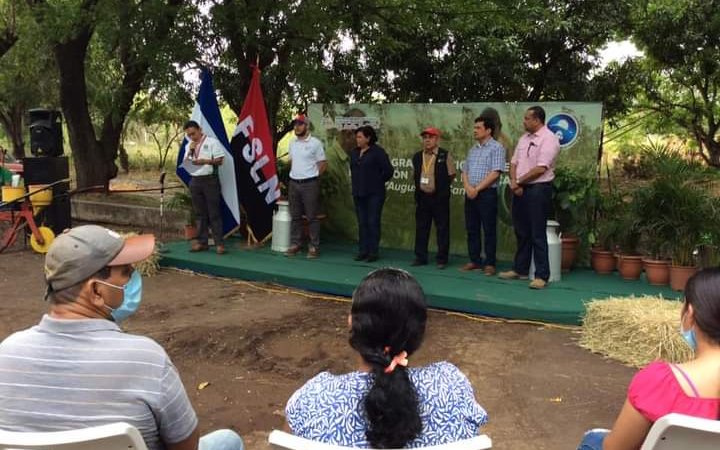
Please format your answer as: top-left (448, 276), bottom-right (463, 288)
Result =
top-left (366, 254), bottom-right (379, 262)
top-left (411, 259), bottom-right (428, 266)
top-left (354, 253), bottom-right (368, 261)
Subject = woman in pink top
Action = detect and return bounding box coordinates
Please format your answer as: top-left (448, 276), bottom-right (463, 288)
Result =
top-left (578, 268), bottom-right (720, 449)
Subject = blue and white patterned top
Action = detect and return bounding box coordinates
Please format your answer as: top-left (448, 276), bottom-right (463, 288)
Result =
top-left (462, 138), bottom-right (506, 187)
top-left (286, 361), bottom-right (488, 448)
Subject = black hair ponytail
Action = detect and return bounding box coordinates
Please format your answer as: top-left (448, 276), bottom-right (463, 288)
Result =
top-left (349, 268), bottom-right (427, 448)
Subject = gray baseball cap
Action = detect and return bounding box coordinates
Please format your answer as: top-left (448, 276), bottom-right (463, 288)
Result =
top-left (45, 225), bottom-right (155, 291)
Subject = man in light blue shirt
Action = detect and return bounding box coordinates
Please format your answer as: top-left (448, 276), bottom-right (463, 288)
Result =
top-left (0, 225), bottom-right (244, 450)
top-left (461, 115), bottom-right (506, 275)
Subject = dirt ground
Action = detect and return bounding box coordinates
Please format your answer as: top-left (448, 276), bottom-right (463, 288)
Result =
top-left (0, 249), bottom-right (636, 450)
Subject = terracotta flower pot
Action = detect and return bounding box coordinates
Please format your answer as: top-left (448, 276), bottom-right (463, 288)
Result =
top-left (591, 248), bottom-right (615, 274)
top-left (184, 224), bottom-right (197, 240)
top-left (670, 265), bottom-right (698, 292)
top-left (643, 258), bottom-right (670, 286)
top-left (618, 254), bottom-right (643, 280)
top-left (561, 236), bottom-right (580, 272)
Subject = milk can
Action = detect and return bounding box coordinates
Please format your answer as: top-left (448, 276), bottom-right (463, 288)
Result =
top-left (271, 200), bottom-right (292, 252)
top-left (530, 220), bottom-right (562, 282)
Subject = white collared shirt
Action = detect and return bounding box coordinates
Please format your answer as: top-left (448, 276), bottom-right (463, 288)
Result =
top-left (183, 135), bottom-right (225, 177)
top-left (289, 134), bottom-right (326, 180)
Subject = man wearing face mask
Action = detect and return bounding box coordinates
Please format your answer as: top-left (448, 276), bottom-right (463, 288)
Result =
top-left (0, 225), bottom-right (244, 450)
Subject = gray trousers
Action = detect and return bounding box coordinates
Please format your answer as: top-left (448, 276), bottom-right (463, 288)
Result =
top-left (190, 175), bottom-right (223, 246)
top-left (289, 178), bottom-right (321, 248)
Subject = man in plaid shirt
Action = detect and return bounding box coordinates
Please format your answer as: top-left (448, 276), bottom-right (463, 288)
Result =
top-left (460, 115), bottom-right (506, 275)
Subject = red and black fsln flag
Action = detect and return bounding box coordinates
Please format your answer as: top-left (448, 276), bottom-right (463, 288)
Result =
top-left (231, 66), bottom-right (280, 243)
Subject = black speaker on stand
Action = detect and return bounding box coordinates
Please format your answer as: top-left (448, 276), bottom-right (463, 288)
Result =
top-left (23, 157), bottom-right (71, 235)
top-left (29, 109), bottom-right (64, 157)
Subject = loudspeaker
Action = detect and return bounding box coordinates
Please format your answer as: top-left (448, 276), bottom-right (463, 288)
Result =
top-left (29, 109), bottom-right (63, 157)
top-left (22, 157), bottom-right (71, 234)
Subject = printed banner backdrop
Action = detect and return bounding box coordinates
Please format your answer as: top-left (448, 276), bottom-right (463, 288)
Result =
top-left (308, 102), bottom-right (603, 260)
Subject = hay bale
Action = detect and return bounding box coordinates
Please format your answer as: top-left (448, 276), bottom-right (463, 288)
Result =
top-left (119, 232), bottom-right (160, 277)
top-left (579, 296), bottom-right (693, 367)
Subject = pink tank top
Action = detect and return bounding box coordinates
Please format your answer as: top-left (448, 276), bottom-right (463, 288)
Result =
top-left (628, 361), bottom-right (720, 422)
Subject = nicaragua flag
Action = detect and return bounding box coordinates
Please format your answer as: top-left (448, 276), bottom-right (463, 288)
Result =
top-left (230, 65), bottom-right (280, 243)
top-left (176, 69), bottom-right (240, 236)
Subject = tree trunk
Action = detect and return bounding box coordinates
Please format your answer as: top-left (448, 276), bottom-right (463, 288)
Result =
top-left (0, 103), bottom-right (25, 159)
top-left (703, 138), bottom-right (720, 167)
top-left (54, 30), bottom-right (114, 189)
top-left (0, 29), bottom-right (17, 59)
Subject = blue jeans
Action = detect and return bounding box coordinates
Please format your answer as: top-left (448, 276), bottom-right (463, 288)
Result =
top-left (512, 182), bottom-right (552, 281)
top-left (465, 188), bottom-right (498, 266)
top-left (577, 429), bottom-right (609, 450)
top-left (199, 429), bottom-right (244, 450)
top-left (354, 193), bottom-right (385, 256)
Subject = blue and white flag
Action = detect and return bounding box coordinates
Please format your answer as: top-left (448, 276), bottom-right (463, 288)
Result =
top-left (176, 69), bottom-right (240, 236)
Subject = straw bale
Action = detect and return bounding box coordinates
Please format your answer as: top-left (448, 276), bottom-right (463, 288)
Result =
top-left (579, 296), bottom-right (693, 367)
top-left (119, 232), bottom-right (160, 277)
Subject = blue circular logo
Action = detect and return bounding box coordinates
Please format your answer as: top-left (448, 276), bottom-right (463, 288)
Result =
top-left (547, 113), bottom-right (580, 148)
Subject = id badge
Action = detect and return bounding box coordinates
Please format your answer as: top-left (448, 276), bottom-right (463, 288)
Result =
top-left (420, 176), bottom-right (430, 185)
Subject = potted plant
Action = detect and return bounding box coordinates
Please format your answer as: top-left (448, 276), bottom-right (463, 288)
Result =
top-left (552, 166), bottom-right (599, 272)
top-left (590, 190), bottom-right (623, 274)
top-left (661, 180), bottom-right (717, 291)
top-left (614, 205), bottom-right (643, 281)
top-left (634, 146), bottom-right (719, 290)
top-left (633, 180), bottom-right (672, 285)
top-left (168, 188), bottom-right (197, 240)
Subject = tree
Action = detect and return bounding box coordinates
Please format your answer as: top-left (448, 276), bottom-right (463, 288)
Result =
top-left (0, 0), bottom-right (19, 59)
top-left (322, 0), bottom-right (632, 103)
top-left (0, 1), bottom-right (57, 159)
top-left (207, 0), bottom-right (352, 147)
top-left (630, 0), bottom-right (720, 166)
top-left (27, 0), bottom-right (197, 188)
top-left (128, 88), bottom-right (192, 170)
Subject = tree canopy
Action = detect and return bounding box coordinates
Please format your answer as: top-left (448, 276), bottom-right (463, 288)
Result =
top-left (0, 0), bottom-right (718, 186)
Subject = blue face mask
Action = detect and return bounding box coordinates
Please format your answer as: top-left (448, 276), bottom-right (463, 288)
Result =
top-left (680, 323), bottom-right (697, 352)
top-left (97, 270), bottom-right (143, 322)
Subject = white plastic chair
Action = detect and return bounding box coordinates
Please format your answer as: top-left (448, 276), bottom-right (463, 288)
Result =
top-left (268, 430), bottom-right (492, 450)
top-left (640, 413), bottom-right (720, 450)
top-left (0, 422), bottom-right (148, 450)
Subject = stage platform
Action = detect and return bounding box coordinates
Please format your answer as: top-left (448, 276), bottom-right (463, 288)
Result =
top-left (160, 239), bottom-right (681, 325)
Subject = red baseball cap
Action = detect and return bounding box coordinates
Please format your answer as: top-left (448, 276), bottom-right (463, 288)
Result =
top-left (420, 127), bottom-right (441, 137)
top-left (293, 114), bottom-right (309, 125)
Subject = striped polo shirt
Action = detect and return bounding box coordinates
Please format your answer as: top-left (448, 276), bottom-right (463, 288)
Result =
top-left (0, 315), bottom-right (198, 450)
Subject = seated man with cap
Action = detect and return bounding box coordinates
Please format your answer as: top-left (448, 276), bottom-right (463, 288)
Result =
top-left (0, 225), bottom-right (244, 450)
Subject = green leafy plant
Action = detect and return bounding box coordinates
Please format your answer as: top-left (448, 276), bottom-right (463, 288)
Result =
top-left (552, 166), bottom-right (600, 240)
top-left (630, 142), bottom-right (720, 265)
top-left (167, 188), bottom-right (195, 225)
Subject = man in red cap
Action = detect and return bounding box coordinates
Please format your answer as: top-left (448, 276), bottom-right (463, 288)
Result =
top-left (411, 127), bottom-right (456, 269)
top-left (285, 113), bottom-right (327, 258)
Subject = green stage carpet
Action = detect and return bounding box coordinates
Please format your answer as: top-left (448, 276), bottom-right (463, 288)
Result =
top-left (160, 239), bottom-right (681, 325)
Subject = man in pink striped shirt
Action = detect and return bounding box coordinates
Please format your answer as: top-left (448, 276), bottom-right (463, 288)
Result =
top-left (498, 106), bottom-right (560, 289)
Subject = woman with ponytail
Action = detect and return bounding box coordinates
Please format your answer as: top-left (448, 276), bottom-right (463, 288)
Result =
top-left (578, 268), bottom-right (720, 450)
top-left (286, 268), bottom-right (487, 448)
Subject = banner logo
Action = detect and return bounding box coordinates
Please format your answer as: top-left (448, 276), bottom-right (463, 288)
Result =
top-left (547, 113), bottom-right (580, 148)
